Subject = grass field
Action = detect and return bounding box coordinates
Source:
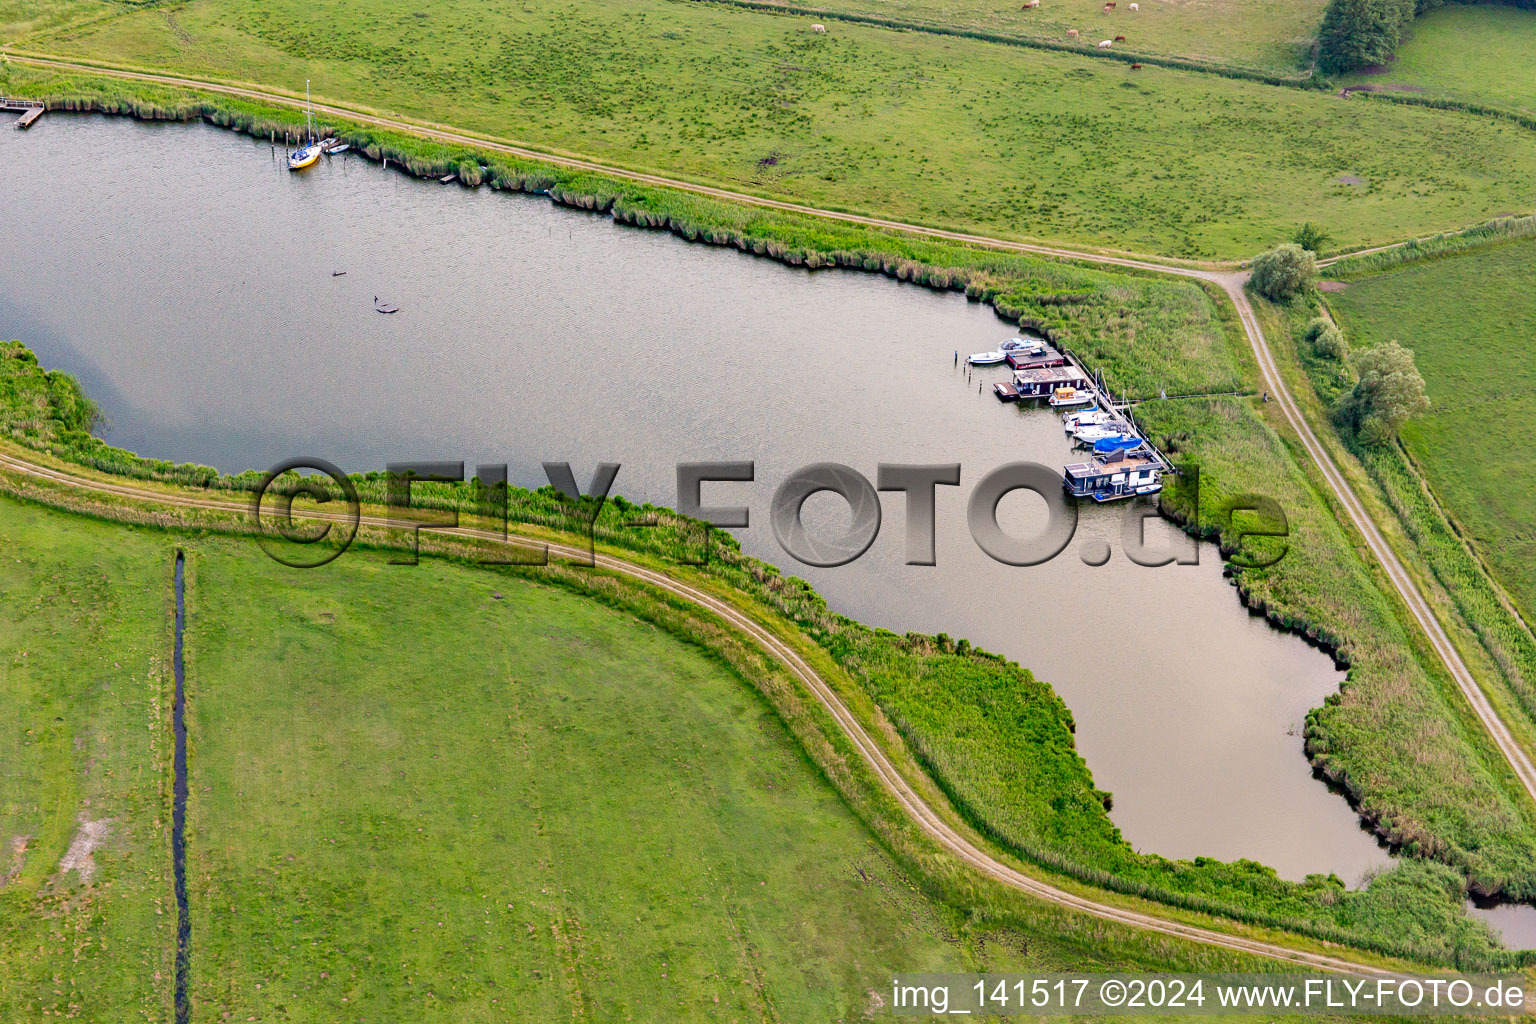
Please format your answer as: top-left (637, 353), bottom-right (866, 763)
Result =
top-left (13, 0), bottom-right (1536, 257)
top-left (183, 541), bottom-right (1058, 1021)
top-left (761, 0), bottom-right (1328, 73)
top-left (1327, 237), bottom-right (1536, 634)
top-left (0, 498), bottom-right (175, 1022)
top-left (0, 0), bottom-right (101, 43)
top-left (1339, 5), bottom-right (1536, 115)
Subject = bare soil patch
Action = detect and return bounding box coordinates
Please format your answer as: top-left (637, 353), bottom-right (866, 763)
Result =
top-left (58, 818), bottom-right (112, 883)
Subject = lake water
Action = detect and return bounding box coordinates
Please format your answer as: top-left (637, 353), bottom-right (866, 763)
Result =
top-left (0, 114), bottom-right (1390, 885)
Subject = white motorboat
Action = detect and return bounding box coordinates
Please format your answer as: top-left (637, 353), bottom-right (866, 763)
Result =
top-left (967, 350), bottom-right (1008, 366)
top-left (1062, 408), bottom-right (1114, 429)
top-left (1071, 424), bottom-right (1120, 445)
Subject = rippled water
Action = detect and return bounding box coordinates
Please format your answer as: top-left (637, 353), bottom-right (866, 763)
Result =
top-left (0, 113), bottom-right (1391, 882)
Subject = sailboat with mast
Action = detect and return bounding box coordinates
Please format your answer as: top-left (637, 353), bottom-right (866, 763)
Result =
top-left (287, 81), bottom-right (323, 171)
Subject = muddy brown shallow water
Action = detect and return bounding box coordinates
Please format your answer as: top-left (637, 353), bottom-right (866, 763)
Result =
top-left (0, 113), bottom-right (1404, 887)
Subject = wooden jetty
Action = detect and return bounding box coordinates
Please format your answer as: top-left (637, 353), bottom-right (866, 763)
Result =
top-left (1, 97), bottom-right (45, 129)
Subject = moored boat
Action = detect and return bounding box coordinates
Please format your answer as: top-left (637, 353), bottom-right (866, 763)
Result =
top-left (1062, 407), bottom-right (1113, 429)
top-left (1092, 434), bottom-right (1145, 455)
top-left (1048, 386), bottom-right (1095, 408)
top-left (1071, 424), bottom-right (1120, 445)
top-left (287, 81), bottom-right (322, 171)
top-left (967, 350), bottom-right (1007, 366)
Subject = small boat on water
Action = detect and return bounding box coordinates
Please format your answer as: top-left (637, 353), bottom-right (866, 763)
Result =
top-left (1062, 408), bottom-right (1113, 429)
top-left (331, 270), bottom-right (347, 277)
top-left (967, 350), bottom-right (1008, 366)
top-left (1048, 386), bottom-right (1095, 408)
top-left (1092, 435), bottom-right (1145, 455)
top-left (287, 81), bottom-right (323, 170)
top-left (1071, 424), bottom-right (1120, 445)
top-left (374, 295), bottom-right (400, 314)
top-left (1002, 336), bottom-right (1047, 356)
top-left (324, 139), bottom-right (350, 154)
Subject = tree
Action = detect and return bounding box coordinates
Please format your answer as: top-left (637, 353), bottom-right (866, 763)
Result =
top-left (1317, 0), bottom-right (1413, 74)
top-left (1250, 243), bottom-right (1317, 302)
top-left (1292, 222), bottom-right (1332, 254)
top-left (1334, 340), bottom-right (1429, 445)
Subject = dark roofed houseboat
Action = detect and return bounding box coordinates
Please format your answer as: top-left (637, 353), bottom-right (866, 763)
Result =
top-left (1063, 448), bottom-right (1163, 502)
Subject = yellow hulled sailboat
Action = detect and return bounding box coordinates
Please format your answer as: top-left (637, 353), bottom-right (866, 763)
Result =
top-left (287, 81), bottom-right (323, 171)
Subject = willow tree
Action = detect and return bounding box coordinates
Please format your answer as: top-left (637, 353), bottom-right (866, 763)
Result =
top-left (1335, 340), bottom-right (1430, 445)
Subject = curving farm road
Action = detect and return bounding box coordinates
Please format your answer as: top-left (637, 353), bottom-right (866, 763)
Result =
top-left (4, 51), bottom-right (1532, 963)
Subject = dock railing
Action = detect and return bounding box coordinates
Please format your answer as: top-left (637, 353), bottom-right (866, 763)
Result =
top-left (1055, 342), bottom-right (1176, 474)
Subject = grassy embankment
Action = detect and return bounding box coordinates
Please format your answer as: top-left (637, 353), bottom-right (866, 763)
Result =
top-left (1301, 239), bottom-right (1536, 744)
top-left (0, 499), bottom-right (176, 1020)
top-left (9, 0), bottom-right (1536, 258)
top-left (1338, 4), bottom-right (1536, 115)
top-left (1, 90), bottom-right (1533, 958)
top-left (1241, 255), bottom-right (1536, 899)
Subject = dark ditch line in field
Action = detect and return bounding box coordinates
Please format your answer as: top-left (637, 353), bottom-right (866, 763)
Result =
top-left (172, 550), bottom-right (190, 1024)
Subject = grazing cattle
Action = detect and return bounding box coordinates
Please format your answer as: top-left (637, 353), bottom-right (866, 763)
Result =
top-left (1021, 1), bottom-right (1039, 8)
top-left (811, 22), bottom-right (826, 31)
top-left (1129, 2), bottom-right (1138, 8)
top-left (1114, 33), bottom-right (1125, 40)
top-left (1067, 27), bottom-right (1079, 36)
top-left (1098, 38), bottom-right (1112, 46)
top-left (1130, 62), bottom-right (1143, 69)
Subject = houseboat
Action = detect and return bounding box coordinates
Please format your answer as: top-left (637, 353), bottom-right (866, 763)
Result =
top-left (1012, 365), bottom-right (1091, 399)
top-left (1063, 448), bottom-right (1163, 502)
top-left (1006, 340), bottom-right (1068, 371)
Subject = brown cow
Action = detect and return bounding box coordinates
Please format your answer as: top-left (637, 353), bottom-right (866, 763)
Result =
top-left (1114, 33), bottom-right (1125, 41)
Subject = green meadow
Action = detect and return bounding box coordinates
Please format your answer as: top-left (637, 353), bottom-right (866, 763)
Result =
top-left (1327, 236), bottom-right (1536, 632)
top-left (15, 0), bottom-right (1536, 257)
top-left (181, 540), bottom-right (1049, 1022)
top-left (0, 499), bottom-right (175, 1022)
top-left (766, 0), bottom-right (1329, 73)
top-left (1339, 4), bottom-right (1536, 115)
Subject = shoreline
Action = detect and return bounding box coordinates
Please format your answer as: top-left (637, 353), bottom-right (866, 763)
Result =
top-left (2, 94), bottom-right (1532, 958)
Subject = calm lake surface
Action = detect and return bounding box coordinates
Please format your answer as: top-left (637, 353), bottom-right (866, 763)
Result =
top-left (0, 115), bottom-right (1388, 883)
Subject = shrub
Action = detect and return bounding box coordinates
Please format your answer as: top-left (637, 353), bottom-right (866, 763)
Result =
top-left (1305, 317), bottom-right (1348, 360)
top-left (1293, 222), bottom-right (1332, 254)
top-left (1251, 244), bottom-right (1317, 302)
